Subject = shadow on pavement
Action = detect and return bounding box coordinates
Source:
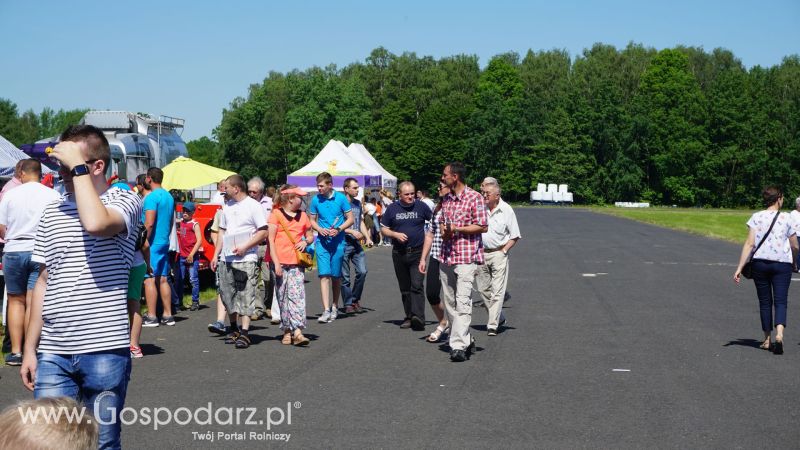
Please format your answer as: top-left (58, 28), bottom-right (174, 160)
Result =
top-left (722, 338), bottom-right (763, 349)
top-left (139, 344), bottom-right (165, 355)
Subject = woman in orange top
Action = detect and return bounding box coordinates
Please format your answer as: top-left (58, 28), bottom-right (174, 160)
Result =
top-left (268, 185), bottom-right (314, 346)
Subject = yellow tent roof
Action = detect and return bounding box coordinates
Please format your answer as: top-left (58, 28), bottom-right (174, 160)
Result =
top-left (161, 156), bottom-right (236, 190)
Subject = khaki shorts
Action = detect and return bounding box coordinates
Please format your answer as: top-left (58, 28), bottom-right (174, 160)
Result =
top-left (218, 261), bottom-right (258, 316)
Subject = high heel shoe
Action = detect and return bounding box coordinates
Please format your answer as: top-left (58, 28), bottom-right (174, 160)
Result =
top-left (773, 340), bottom-right (784, 355)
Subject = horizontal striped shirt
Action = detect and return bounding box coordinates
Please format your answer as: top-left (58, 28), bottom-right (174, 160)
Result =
top-left (32, 188), bottom-right (142, 354)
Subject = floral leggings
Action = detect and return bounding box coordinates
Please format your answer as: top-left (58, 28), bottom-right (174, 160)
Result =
top-left (275, 265), bottom-right (307, 331)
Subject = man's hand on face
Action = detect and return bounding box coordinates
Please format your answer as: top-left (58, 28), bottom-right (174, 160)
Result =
top-left (51, 141), bottom-right (87, 171)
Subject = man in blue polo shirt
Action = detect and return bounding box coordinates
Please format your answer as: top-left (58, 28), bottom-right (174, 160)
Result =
top-left (381, 181), bottom-right (432, 331)
top-left (308, 172), bottom-right (354, 323)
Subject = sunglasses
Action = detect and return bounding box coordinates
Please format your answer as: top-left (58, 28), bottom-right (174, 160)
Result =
top-left (58, 159), bottom-right (99, 172)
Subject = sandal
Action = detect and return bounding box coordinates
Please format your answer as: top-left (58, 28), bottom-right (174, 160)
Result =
top-left (225, 331), bottom-right (240, 344)
top-left (427, 324), bottom-right (448, 343)
top-left (281, 333), bottom-right (293, 345)
top-left (235, 334), bottom-right (251, 349)
top-left (292, 333), bottom-right (310, 346)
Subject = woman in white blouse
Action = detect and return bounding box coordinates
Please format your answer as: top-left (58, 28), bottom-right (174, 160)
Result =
top-left (734, 186), bottom-right (799, 355)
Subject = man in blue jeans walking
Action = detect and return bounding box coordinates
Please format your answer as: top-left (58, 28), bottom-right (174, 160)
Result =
top-left (341, 178), bottom-right (373, 314)
top-left (20, 125), bottom-right (143, 449)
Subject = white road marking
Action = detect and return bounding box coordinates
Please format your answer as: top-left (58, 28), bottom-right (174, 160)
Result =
top-left (612, 369), bottom-right (631, 372)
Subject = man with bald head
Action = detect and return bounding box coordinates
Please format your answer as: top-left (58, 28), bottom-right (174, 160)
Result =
top-left (381, 181), bottom-right (432, 330)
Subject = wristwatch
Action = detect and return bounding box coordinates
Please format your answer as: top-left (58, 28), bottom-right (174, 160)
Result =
top-left (70, 164), bottom-right (91, 177)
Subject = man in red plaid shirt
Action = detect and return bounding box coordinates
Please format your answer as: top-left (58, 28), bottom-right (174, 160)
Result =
top-left (438, 162), bottom-right (488, 362)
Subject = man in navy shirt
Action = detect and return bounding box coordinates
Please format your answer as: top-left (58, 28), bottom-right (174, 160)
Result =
top-left (380, 181), bottom-right (432, 331)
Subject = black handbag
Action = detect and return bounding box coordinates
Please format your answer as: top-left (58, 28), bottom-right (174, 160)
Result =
top-left (741, 211), bottom-right (780, 279)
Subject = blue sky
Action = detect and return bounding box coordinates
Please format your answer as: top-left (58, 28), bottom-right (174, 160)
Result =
top-left (1, 0), bottom-right (798, 142)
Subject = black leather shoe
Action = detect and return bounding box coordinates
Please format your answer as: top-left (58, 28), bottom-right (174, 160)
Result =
top-left (450, 349), bottom-right (466, 362)
top-left (774, 340), bottom-right (784, 355)
top-left (399, 319), bottom-right (412, 329)
top-left (410, 316), bottom-right (425, 331)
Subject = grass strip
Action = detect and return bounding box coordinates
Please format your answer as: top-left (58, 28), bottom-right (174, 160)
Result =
top-left (588, 206), bottom-right (755, 244)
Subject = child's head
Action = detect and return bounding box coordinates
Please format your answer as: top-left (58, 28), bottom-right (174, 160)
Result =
top-left (0, 397), bottom-right (98, 450)
top-left (182, 201), bottom-right (196, 220)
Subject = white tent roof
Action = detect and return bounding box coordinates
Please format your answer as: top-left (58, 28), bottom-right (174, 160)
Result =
top-left (0, 134), bottom-right (54, 177)
top-left (290, 140), bottom-right (366, 176)
top-left (346, 143), bottom-right (397, 189)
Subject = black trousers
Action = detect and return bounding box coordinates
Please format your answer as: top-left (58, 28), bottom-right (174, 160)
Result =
top-left (392, 247), bottom-right (425, 321)
top-left (425, 257), bottom-right (442, 305)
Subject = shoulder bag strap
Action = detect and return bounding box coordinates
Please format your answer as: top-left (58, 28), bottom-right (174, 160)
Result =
top-left (275, 210), bottom-right (299, 246)
top-left (751, 211), bottom-right (780, 259)
top-left (275, 210), bottom-right (308, 262)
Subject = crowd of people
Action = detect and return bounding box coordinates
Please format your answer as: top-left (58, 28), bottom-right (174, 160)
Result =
top-left (201, 164), bottom-right (521, 359)
top-left (0, 124), bottom-right (526, 447)
top-left (4, 124), bottom-right (799, 450)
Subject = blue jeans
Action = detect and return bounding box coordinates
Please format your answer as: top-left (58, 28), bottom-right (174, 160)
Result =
top-left (751, 259), bottom-right (792, 332)
top-left (35, 349), bottom-right (131, 450)
top-left (175, 256), bottom-right (200, 303)
top-left (2, 251), bottom-right (39, 294)
top-left (341, 241), bottom-right (367, 307)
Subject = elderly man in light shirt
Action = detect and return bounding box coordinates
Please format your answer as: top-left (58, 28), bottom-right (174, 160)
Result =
top-left (476, 179), bottom-right (520, 336)
top-left (792, 196), bottom-right (800, 269)
top-left (247, 176), bottom-right (277, 322)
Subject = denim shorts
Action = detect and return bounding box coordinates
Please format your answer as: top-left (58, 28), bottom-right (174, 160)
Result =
top-left (2, 251), bottom-right (39, 294)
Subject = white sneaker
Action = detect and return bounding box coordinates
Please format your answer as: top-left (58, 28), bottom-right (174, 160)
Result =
top-left (329, 307), bottom-right (339, 322)
top-left (318, 310), bottom-right (331, 323)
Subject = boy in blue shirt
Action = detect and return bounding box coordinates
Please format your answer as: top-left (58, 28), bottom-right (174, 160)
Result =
top-left (308, 172), bottom-right (354, 323)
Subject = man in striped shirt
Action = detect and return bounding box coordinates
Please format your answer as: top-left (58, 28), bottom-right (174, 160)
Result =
top-left (438, 162), bottom-right (488, 362)
top-left (20, 125), bottom-right (143, 449)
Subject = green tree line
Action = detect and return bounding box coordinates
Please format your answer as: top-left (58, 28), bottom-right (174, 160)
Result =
top-left (206, 44), bottom-right (800, 207)
top-left (3, 43), bottom-right (798, 207)
top-left (0, 100), bottom-right (88, 147)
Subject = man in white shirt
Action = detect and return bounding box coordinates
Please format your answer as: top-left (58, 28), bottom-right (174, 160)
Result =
top-left (211, 174), bottom-right (269, 349)
top-left (0, 159), bottom-right (60, 366)
top-left (476, 181), bottom-right (520, 336)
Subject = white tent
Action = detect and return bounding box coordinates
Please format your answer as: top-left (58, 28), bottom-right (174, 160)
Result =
top-left (346, 143), bottom-right (397, 190)
top-left (289, 140), bottom-right (366, 177)
top-left (0, 134), bottom-right (55, 177)
top-left (287, 140), bottom-right (381, 192)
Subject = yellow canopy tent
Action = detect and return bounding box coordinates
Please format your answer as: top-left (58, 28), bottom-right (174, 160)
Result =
top-left (161, 156), bottom-right (236, 191)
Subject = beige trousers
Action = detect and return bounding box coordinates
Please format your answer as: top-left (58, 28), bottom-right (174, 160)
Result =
top-left (440, 262), bottom-right (477, 351)
top-left (476, 251), bottom-right (509, 329)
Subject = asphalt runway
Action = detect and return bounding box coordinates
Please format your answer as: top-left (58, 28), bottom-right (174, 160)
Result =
top-left (1, 207), bottom-right (798, 448)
